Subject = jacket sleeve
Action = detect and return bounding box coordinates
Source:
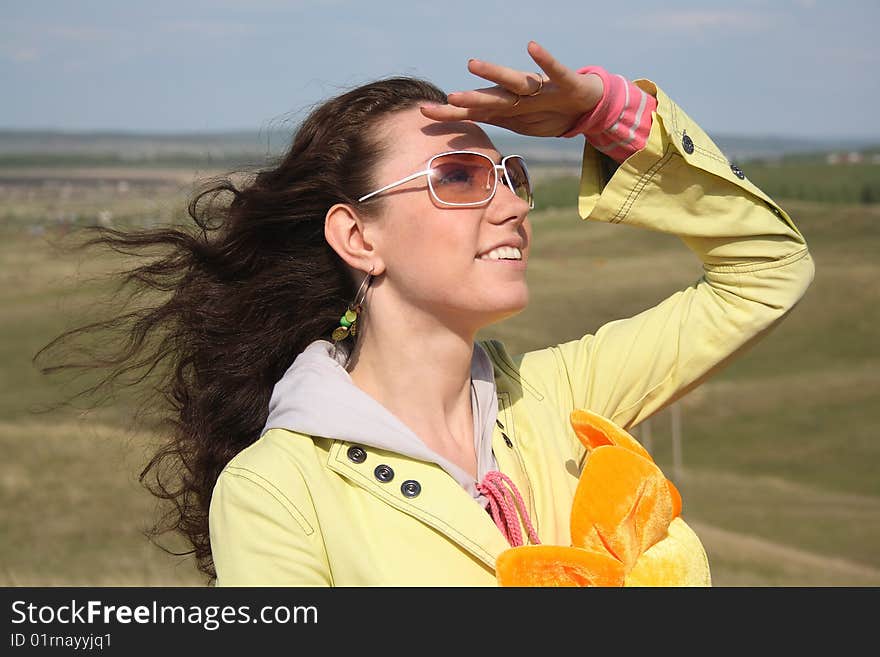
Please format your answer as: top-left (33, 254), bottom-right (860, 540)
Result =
top-left (209, 465), bottom-right (331, 586)
top-left (537, 77), bottom-right (815, 431)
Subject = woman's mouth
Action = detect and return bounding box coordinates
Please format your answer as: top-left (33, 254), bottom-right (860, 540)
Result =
top-left (477, 246), bottom-right (522, 261)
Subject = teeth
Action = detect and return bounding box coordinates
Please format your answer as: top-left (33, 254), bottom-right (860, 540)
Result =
top-left (479, 246), bottom-right (522, 261)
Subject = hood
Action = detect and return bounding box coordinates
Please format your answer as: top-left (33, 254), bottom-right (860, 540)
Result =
top-left (261, 339), bottom-right (499, 502)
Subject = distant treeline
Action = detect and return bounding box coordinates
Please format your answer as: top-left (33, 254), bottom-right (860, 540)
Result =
top-left (737, 160), bottom-right (880, 205)
top-left (0, 153), bottom-right (277, 169)
top-left (533, 160), bottom-right (880, 210)
top-left (2, 151), bottom-right (877, 206)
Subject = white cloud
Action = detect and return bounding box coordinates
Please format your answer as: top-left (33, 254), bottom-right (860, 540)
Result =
top-left (9, 48), bottom-right (40, 62)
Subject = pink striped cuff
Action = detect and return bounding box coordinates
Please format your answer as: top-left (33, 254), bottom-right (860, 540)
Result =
top-left (560, 65), bottom-right (657, 163)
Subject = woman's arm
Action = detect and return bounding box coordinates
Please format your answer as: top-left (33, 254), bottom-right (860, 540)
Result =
top-left (424, 42), bottom-right (815, 431)
top-left (209, 465), bottom-right (332, 586)
top-left (542, 74), bottom-right (813, 430)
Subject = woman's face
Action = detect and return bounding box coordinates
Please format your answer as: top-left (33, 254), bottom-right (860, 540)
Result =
top-left (365, 106), bottom-right (532, 333)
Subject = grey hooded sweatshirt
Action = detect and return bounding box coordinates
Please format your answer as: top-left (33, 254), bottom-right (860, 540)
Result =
top-left (260, 339), bottom-right (501, 506)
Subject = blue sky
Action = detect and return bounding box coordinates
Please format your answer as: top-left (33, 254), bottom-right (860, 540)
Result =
top-left (2, 0), bottom-right (876, 139)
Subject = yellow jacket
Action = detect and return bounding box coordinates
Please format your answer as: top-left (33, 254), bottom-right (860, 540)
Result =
top-left (208, 78), bottom-right (815, 586)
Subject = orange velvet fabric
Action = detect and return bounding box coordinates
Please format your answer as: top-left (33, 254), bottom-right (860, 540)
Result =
top-left (495, 409), bottom-right (708, 587)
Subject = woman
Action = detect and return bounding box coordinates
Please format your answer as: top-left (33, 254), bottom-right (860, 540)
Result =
top-left (42, 41), bottom-right (814, 586)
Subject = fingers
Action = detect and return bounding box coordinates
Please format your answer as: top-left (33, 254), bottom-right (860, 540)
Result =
top-left (433, 41), bottom-right (574, 117)
top-left (466, 58), bottom-right (544, 97)
top-left (446, 85), bottom-right (519, 111)
top-left (418, 40), bottom-right (580, 137)
top-left (526, 40), bottom-right (580, 92)
top-left (419, 102), bottom-right (492, 123)
top-left (418, 100), bottom-right (521, 129)
top-left (418, 103), bottom-right (566, 138)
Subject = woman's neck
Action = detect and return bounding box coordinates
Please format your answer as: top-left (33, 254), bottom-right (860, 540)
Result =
top-left (345, 296), bottom-right (479, 477)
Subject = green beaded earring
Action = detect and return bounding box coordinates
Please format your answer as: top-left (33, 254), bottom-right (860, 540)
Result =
top-left (331, 266), bottom-right (374, 344)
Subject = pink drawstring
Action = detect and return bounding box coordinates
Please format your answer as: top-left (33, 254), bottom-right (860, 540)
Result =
top-left (476, 471), bottom-right (540, 547)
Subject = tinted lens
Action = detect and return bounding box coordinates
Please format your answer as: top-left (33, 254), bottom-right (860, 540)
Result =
top-left (504, 156), bottom-right (532, 208)
top-left (428, 153), bottom-right (495, 205)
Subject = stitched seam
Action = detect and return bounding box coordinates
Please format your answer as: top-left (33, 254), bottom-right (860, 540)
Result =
top-left (329, 447), bottom-right (495, 563)
top-left (669, 99), bottom-right (729, 165)
top-left (692, 144), bottom-right (728, 164)
top-left (498, 392), bottom-right (539, 534)
top-left (610, 146), bottom-right (675, 223)
top-left (608, 366), bottom-right (679, 428)
top-left (703, 246), bottom-right (810, 274)
top-left (549, 346), bottom-right (589, 470)
top-left (549, 346), bottom-right (577, 411)
top-left (222, 468), bottom-right (315, 535)
top-left (482, 340), bottom-right (544, 401)
top-left (491, 342), bottom-right (543, 400)
top-left (612, 145), bottom-right (675, 222)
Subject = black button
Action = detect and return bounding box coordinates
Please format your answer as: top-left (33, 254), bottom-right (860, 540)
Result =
top-left (346, 445), bottom-right (367, 464)
top-left (730, 163), bottom-right (745, 179)
top-left (374, 464), bottom-right (394, 482)
top-left (681, 133), bottom-right (694, 154)
top-left (401, 480), bottom-right (421, 498)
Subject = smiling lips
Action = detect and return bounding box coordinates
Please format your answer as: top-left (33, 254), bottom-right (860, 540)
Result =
top-left (477, 246), bottom-right (523, 261)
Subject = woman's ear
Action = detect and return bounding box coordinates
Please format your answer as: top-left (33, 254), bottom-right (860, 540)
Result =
top-left (324, 203), bottom-right (386, 275)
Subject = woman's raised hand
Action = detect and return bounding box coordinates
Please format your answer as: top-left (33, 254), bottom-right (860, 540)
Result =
top-left (420, 41), bottom-right (604, 138)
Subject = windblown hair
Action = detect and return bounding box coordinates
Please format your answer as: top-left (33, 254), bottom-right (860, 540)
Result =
top-left (35, 77), bottom-right (448, 582)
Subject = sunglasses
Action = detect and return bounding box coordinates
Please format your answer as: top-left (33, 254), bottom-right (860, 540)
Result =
top-left (357, 149), bottom-right (534, 208)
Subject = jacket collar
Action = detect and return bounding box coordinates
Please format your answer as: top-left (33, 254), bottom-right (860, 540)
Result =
top-left (262, 339), bottom-right (499, 500)
top-left (326, 438), bottom-right (516, 569)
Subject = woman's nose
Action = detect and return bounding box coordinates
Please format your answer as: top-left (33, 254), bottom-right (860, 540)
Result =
top-left (490, 178), bottom-right (531, 221)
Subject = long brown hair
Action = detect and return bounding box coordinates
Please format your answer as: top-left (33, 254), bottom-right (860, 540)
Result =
top-left (34, 77), bottom-right (448, 582)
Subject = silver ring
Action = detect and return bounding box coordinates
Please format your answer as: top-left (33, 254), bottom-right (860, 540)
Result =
top-left (527, 76), bottom-right (544, 97)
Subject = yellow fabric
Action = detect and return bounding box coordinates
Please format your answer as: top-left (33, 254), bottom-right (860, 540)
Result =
top-left (208, 79), bottom-right (815, 586)
top-left (626, 518), bottom-right (712, 587)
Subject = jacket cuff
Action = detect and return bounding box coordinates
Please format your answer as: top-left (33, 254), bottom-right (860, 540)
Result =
top-left (575, 77), bottom-right (804, 244)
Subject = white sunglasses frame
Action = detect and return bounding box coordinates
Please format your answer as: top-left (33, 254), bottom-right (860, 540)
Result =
top-left (357, 149), bottom-right (534, 209)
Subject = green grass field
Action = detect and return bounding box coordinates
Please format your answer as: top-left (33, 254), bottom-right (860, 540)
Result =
top-left (1, 166), bottom-right (878, 586)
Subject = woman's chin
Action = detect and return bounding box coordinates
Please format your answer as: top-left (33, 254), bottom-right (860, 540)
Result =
top-left (477, 291), bottom-right (529, 326)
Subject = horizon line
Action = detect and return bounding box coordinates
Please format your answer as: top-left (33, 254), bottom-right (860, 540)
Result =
top-left (0, 126), bottom-right (878, 145)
